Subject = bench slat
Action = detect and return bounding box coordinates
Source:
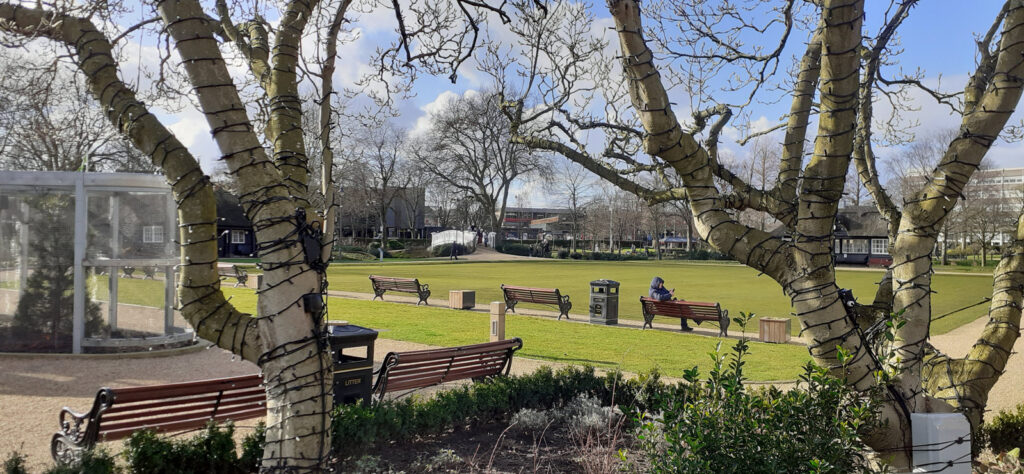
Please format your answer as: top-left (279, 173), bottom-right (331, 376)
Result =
top-left (99, 407), bottom-right (267, 441)
top-left (374, 338), bottom-right (522, 398)
top-left (392, 340), bottom-right (520, 364)
top-left (103, 387), bottom-right (264, 415)
top-left (110, 374), bottom-right (261, 402)
top-left (100, 392), bottom-right (266, 424)
top-left (384, 355), bottom-right (510, 378)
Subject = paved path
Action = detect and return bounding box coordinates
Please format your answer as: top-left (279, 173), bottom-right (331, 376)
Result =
top-left (929, 315), bottom-right (1022, 416)
top-left (447, 246), bottom-right (540, 261)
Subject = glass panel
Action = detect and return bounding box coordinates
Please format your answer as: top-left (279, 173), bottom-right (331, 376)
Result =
top-left (847, 239), bottom-right (869, 254)
top-left (871, 239), bottom-right (889, 255)
top-left (0, 190), bottom-right (77, 353)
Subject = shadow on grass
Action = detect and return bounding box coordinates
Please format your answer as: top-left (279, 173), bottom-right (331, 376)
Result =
top-left (522, 352), bottom-right (617, 366)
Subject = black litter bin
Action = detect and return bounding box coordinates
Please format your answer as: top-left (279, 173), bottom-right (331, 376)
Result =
top-left (589, 279), bottom-right (620, 325)
top-left (327, 324), bottom-right (378, 406)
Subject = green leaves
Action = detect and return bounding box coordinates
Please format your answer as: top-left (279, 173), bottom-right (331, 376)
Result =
top-left (634, 324), bottom-right (882, 474)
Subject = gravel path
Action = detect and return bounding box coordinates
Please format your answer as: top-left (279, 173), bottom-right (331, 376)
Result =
top-left (928, 316), bottom-right (1022, 415)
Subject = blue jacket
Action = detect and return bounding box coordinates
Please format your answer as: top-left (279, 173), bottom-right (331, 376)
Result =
top-left (649, 276), bottom-right (672, 301)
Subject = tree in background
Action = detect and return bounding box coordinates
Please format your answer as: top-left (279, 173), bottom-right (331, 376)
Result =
top-left (0, 50), bottom-right (154, 172)
top-left (553, 161), bottom-right (593, 253)
top-left (344, 118), bottom-right (411, 248)
top-left (414, 91), bottom-right (547, 242)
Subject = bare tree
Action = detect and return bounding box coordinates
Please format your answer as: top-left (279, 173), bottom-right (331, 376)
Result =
top-left (0, 0), bottom-right (517, 469)
top-left (497, 0), bottom-right (1024, 465)
top-left (414, 91), bottom-right (547, 241)
top-left (552, 161), bottom-right (593, 252)
top-left (346, 119), bottom-right (411, 248)
top-left (0, 52), bottom-right (154, 172)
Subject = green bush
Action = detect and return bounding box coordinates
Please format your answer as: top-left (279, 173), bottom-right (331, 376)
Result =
top-left (3, 451), bottom-right (28, 474)
top-left (633, 314), bottom-right (879, 474)
top-left (238, 422), bottom-right (266, 473)
top-left (570, 252), bottom-right (583, 259)
top-left (430, 243), bottom-right (469, 257)
top-left (386, 240), bottom-right (405, 250)
top-left (986, 403), bottom-right (1024, 453)
top-left (43, 449), bottom-right (120, 474)
top-left (123, 422), bottom-right (255, 474)
top-left (496, 243), bottom-right (531, 256)
top-left (331, 365), bottom-right (644, 459)
top-left (557, 249), bottom-right (570, 259)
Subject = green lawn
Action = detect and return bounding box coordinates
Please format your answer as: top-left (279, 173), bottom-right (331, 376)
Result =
top-left (222, 287), bottom-right (810, 381)
top-left (324, 260), bottom-right (995, 335)
top-left (88, 274), bottom-right (168, 308)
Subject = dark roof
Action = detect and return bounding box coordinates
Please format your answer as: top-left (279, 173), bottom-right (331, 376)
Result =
top-left (767, 205), bottom-right (889, 239)
top-left (836, 206), bottom-right (888, 238)
top-left (215, 189), bottom-right (252, 228)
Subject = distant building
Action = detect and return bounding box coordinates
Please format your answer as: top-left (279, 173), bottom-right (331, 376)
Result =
top-left (215, 189), bottom-right (255, 258)
top-left (499, 207), bottom-right (577, 240)
top-left (770, 206), bottom-right (892, 267)
top-left (903, 166), bottom-right (1024, 246)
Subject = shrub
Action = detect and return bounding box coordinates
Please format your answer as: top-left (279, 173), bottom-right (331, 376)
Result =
top-left (331, 365), bottom-right (638, 459)
top-left (557, 249), bottom-right (570, 259)
top-left (3, 451), bottom-right (28, 474)
top-left (986, 403), bottom-right (1024, 453)
top-left (238, 422), bottom-right (266, 473)
top-left (430, 243), bottom-right (469, 257)
top-left (123, 422), bottom-right (252, 474)
top-left (43, 449), bottom-right (120, 474)
top-left (570, 252), bottom-right (583, 260)
top-left (496, 243), bottom-right (531, 256)
top-left (633, 314), bottom-right (880, 474)
top-left (386, 240), bottom-right (405, 250)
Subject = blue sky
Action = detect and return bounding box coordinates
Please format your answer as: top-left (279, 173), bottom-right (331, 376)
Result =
top-left (159, 0), bottom-right (1021, 205)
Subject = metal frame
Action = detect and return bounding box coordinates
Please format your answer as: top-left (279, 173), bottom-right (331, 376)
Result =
top-left (0, 171), bottom-right (179, 353)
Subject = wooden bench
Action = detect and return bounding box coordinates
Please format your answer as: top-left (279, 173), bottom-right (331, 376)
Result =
top-left (501, 284), bottom-right (572, 320)
top-left (51, 374), bottom-right (265, 463)
top-left (372, 338), bottom-right (523, 400)
top-left (218, 265), bottom-right (248, 288)
top-left (640, 297), bottom-right (730, 337)
top-left (369, 275), bottom-right (431, 305)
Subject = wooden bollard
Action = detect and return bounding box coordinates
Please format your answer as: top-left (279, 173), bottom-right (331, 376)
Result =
top-left (490, 301), bottom-right (506, 342)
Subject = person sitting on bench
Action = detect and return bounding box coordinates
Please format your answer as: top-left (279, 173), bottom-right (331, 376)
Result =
top-left (650, 276), bottom-right (692, 331)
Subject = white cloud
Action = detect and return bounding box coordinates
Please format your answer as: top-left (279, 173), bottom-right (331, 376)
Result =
top-left (164, 107), bottom-right (221, 173)
top-left (407, 89), bottom-right (480, 138)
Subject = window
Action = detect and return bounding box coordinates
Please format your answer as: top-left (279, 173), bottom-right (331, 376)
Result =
top-left (871, 238), bottom-right (889, 255)
top-left (142, 225), bottom-right (163, 243)
top-left (231, 229), bottom-right (247, 244)
top-left (846, 239), bottom-right (869, 254)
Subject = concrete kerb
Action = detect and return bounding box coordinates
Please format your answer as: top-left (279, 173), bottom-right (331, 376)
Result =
top-left (0, 339), bottom-right (208, 359)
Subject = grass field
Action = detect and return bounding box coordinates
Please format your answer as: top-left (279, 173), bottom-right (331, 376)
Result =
top-left (221, 287), bottom-right (810, 381)
top-left (324, 260), bottom-right (996, 335)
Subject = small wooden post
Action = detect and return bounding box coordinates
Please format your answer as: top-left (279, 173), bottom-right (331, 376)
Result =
top-left (490, 301), bottom-right (506, 342)
top-left (759, 317), bottom-right (791, 344)
top-left (449, 290), bottom-right (476, 310)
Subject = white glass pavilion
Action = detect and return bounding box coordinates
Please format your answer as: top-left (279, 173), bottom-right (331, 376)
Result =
top-left (0, 171), bottom-right (191, 354)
